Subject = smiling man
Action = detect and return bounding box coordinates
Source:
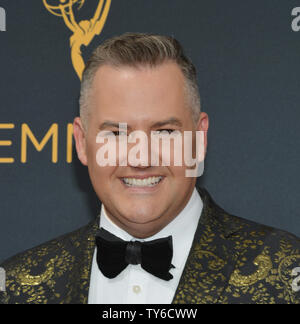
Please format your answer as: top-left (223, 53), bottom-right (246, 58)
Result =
top-left (74, 59), bottom-right (205, 240)
top-left (1, 33), bottom-right (300, 304)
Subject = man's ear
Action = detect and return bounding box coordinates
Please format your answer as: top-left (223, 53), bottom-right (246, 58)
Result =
top-left (73, 117), bottom-right (88, 166)
top-left (196, 112), bottom-right (209, 158)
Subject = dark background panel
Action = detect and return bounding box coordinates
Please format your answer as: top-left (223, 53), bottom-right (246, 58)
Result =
top-left (0, 0), bottom-right (300, 262)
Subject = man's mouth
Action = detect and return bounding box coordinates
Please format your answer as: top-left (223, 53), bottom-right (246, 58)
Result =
top-left (121, 176), bottom-right (164, 187)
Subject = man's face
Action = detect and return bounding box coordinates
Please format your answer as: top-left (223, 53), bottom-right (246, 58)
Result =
top-left (74, 61), bottom-right (208, 238)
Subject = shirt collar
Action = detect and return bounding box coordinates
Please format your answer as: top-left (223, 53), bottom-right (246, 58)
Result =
top-left (99, 187), bottom-right (203, 270)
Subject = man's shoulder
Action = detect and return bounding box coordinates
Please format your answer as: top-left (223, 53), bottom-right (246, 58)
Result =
top-left (225, 210), bottom-right (299, 246)
top-left (226, 214), bottom-right (300, 303)
top-left (199, 186), bottom-right (300, 247)
top-left (228, 212), bottom-right (299, 251)
top-left (1, 220), bottom-right (96, 269)
top-left (198, 187), bottom-right (300, 303)
top-left (0, 219), bottom-right (97, 304)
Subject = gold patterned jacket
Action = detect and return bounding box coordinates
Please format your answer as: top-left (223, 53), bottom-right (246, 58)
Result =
top-left (1, 185), bottom-right (300, 304)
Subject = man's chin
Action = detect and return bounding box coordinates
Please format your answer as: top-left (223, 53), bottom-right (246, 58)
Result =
top-left (120, 219), bottom-right (165, 239)
top-left (121, 213), bottom-right (161, 225)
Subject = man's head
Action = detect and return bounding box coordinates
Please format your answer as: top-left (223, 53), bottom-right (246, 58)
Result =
top-left (73, 32), bottom-right (209, 238)
top-left (79, 33), bottom-right (202, 129)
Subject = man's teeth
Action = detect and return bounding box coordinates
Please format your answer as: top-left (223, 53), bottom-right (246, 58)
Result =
top-left (122, 176), bottom-right (163, 187)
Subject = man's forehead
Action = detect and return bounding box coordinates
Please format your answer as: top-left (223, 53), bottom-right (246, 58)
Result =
top-left (92, 61), bottom-right (185, 84)
top-left (88, 61), bottom-right (191, 127)
top-left (90, 65), bottom-right (186, 104)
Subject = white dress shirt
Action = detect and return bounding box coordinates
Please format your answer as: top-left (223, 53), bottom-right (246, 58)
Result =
top-left (88, 188), bottom-right (203, 304)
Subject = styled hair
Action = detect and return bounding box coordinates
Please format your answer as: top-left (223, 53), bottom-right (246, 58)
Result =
top-left (79, 32), bottom-right (201, 128)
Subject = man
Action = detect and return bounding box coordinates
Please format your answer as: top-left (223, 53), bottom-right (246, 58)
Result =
top-left (1, 33), bottom-right (299, 304)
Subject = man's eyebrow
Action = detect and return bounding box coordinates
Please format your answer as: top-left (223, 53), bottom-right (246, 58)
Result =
top-left (151, 117), bottom-right (183, 128)
top-left (98, 117), bottom-right (183, 130)
top-left (98, 121), bottom-right (129, 130)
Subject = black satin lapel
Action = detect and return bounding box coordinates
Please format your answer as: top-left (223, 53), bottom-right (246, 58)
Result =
top-left (172, 186), bottom-right (238, 304)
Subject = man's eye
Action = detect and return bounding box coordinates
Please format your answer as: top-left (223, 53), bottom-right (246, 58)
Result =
top-left (156, 129), bottom-right (176, 134)
top-left (110, 131), bottom-right (127, 136)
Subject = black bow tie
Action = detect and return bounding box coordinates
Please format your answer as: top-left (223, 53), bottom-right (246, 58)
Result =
top-left (95, 228), bottom-right (175, 281)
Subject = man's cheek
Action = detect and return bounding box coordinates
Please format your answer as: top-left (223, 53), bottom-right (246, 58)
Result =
top-left (85, 141), bottom-right (98, 162)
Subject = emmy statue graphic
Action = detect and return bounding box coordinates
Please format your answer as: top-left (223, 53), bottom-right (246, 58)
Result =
top-left (43, 0), bottom-right (111, 80)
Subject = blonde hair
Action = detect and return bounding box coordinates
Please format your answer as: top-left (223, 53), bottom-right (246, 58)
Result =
top-left (79, 32), bottom-right (201, 128)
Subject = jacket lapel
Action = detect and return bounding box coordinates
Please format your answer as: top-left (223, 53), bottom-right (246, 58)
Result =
top-left (172, 185), bottom-right (240, 304)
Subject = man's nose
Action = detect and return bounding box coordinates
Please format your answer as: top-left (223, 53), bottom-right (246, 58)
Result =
top-left (126, 131), bottom-right (152, 168)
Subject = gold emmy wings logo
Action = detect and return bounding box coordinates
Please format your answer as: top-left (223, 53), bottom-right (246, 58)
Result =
top-left (43, 0), bottom-right (111, 80)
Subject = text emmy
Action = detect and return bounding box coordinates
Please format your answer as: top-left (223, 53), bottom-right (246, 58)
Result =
top-left (0, 6), bottom-right (6, 32)
top-left (0, 123), bottom-right (74, 164)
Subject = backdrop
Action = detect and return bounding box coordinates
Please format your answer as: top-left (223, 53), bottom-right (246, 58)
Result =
top-left (1, 0), bottom-right (300, 263)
